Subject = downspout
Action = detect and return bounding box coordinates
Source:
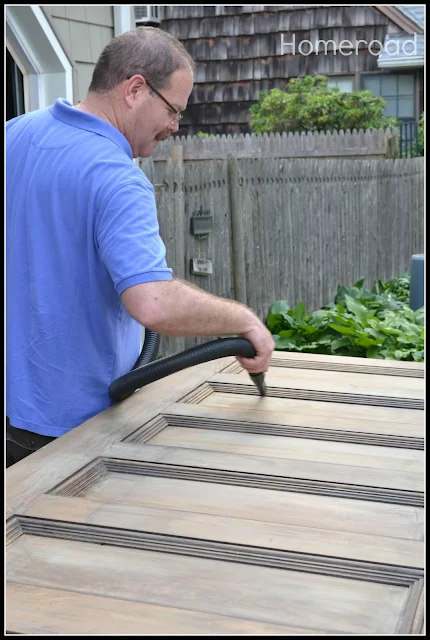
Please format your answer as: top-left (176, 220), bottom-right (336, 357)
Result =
top-left (114, 6), bottom-right (133, 37)
top-left (114, 5), bottom-right (138, 172)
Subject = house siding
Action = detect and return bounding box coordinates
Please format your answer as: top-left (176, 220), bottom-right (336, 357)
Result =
top-left (156, 5), bottom-right (423, 135)
top-left (37, 6), bottom-right (423, 128)
top-left (41, 6), bottom-right (114, 102)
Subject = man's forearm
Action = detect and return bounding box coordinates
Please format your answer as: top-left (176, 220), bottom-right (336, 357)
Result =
top-left (122, 278), bottom-right (259, 337)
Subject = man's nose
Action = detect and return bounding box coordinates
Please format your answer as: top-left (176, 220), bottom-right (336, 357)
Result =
top-left (168, 119), bottom-right (180, 133)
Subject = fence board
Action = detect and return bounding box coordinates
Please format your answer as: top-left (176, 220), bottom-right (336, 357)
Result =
top-left (139, 137), bottom-right (423, 357)
top-left (151, 129), bottom-right (399, 162)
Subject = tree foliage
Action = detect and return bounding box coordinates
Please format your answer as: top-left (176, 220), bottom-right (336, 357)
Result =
top-left (417, 112), bottom-right (424, 155)
top-left (249, 75), bottom-right (400, 134)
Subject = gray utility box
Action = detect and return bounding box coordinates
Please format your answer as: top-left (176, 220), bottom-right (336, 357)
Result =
top-left (409, 254), bottom-right (424, 311)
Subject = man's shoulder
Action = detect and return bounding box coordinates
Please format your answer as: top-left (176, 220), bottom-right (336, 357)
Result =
top-left (87, 152), bottom-right (151, 186)
top-left (6, 109), bottom-right (45, 136)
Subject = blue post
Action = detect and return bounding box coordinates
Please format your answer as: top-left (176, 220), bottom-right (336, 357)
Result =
top-left (409, 254), bottom-right (425, 311)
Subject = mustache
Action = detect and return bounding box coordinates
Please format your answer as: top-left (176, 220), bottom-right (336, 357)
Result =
top-left (155, 129), bottom-right (172, 141)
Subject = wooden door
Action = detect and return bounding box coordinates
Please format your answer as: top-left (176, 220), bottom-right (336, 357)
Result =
top-left (6, 352), bottom-right (424, 635)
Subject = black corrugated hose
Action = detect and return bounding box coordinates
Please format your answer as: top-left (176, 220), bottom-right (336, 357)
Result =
top-left (109, 329), bottom-right (259, 402)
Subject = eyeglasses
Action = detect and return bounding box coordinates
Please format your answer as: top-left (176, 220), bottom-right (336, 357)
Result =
top-left (145, 79), bottom-right (183, 124)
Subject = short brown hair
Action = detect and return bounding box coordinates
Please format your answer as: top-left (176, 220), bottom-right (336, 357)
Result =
top-left (89, 26), bottom-right (195, 93)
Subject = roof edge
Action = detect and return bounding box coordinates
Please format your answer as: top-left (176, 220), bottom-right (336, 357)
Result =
top-left (375, 5), bottom-right (424, 35)
top-left (377, 56), bottom-right (424, 68)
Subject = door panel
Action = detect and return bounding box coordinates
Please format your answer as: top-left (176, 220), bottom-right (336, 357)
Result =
top-left (7, 353), bottom-right (424, 634)
top-left (7, 535), bottom-right (413, 635)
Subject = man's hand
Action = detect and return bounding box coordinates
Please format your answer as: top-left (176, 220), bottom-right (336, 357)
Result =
top-left (236, 321), bottom-right (275, 374)
top-left (122, 279), bottom-right (276, 373)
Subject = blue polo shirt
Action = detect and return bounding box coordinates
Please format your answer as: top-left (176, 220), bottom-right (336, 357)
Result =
top-left (6, 98), bottom-right (173, 437)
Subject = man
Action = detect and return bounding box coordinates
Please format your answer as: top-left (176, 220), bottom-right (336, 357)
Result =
top-left (6, 27), bottom-right (275, 468)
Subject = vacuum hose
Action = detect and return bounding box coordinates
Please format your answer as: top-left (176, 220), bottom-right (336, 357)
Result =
top-left (109, 329), bottom-right (263, 402)
top-left (132, 328), bottom-right (161, 369)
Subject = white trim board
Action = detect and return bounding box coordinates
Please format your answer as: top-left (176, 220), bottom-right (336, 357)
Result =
top-left (6, 5), bottom-right (73, 111)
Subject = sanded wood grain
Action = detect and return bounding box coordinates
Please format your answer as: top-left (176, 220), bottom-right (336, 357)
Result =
top-left (6, 582), bottom-right (301, 635)
top-left (235, 367), bottom-right (424, 398)
top-left (160, 402), bottom-right (424, 448)
top-left (24, 494), bottom-right (425, 568)
top-left (7, 536), bottom-right (411, 635)
top-left (73, 460), bottom-right (423, 541)
top-left (147, 426), bottom-right (423, 472)
top-left (198, 393), bottom-right (424, 428)
top-left (6, 357), bottom-right (233, 517)
top-left (268, 351), bottom-right (424, 377)
top-left (209, 372), bottom-right (424, 407)
top-left (101, 442), bottom-right (424, 493)
top-left (6, 353), bottom-right (424, 634)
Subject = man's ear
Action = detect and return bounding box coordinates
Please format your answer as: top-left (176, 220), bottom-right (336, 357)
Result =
top-left (124, 75), bottom-right (146, 106)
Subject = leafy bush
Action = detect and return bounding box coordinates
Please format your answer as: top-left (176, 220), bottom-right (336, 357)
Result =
top-left (249, 75), bottom-right (400, 134)
top-left (267, 273), bottom-right (424, 361)
top-left (417, 112), bottom-right (424, 156)
top-left (197, 131), bottom-right (217, 139)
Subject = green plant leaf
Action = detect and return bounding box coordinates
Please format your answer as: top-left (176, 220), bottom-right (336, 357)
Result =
top-left (344, 295), bottom-right (374, 322)
top-left (291, 302), bottom-right (308, 322)
top-left (269, 300), bottom-right (290, 316)
top-left (353, 335), bottom-right (380, 348)
top-left (331, 337), bottom-right (351, 350)
top-left (328, 324), bottom-right (357, 336)
top-left (278, 330), bottom-right (296, 338)
top-left (273, 336), bottom-right (297, 350)
top-left (271, 273), bottom-right (423, 362)
top-left (267, 313), bottom-right (286, 333)
top-left (365, 346), bottom-right (382, 358)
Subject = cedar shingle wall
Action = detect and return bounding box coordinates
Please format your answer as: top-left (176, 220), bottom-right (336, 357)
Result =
top-left (159, 6), bottom-right (401, 135)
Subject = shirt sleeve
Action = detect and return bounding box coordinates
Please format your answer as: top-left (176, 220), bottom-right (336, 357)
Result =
top-left (96, 179), bottom-right (173, 295)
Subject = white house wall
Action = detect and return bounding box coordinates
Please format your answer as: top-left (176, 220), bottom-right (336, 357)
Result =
top-left (41, 6), bottom-right (116, 102)
top-left (6, 5), bottom-right (73, 110)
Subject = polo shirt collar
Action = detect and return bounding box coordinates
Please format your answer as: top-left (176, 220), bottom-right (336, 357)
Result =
top-left (49, 98), bottom-right (133, 158)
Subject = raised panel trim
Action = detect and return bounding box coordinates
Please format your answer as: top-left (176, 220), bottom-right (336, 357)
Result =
top-left (142, 411), bottom-right (424, 450)
top-left (224, 359), bottom-right (424, 378)
top-left (208, 378), bottom-right (424, 410)
top-left (13, 516), bottom-right (425, 590)
top-left (180, 382), bottom-right (214, 404)
top-left (123, 415), bottom-right (168, 444)
top-left (6, 517), bottom-right (23, 547)
top-left (49, 457), bottom-right (424, 507)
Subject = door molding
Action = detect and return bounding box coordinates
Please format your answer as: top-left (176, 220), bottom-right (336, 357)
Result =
top-left (6, 5), bottom-right (73, 112)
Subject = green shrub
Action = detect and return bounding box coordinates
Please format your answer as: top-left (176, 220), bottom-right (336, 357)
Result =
top-left (197, 131), bottom-right (217, 139)
top-left (249, 75), bottom-right (400, 134)
top-left (266, 273), bottom-right (424, 361)
top-left (417, 112), bottom-right (424, 156)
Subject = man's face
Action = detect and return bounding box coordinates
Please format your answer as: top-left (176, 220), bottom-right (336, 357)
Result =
top-left (125, 68), bottom-right (193, 158)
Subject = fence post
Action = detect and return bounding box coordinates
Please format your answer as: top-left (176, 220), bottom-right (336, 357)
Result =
top-left (385, 128), bottom-right (399, 159)
top-left (170, 144), bottom-right (186, 354)
top-left (228, 158), bottom-right (247, 305)
top-left (171, 144), bottom-right (185, 281)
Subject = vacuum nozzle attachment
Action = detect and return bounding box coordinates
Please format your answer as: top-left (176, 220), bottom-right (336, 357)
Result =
top-left (249, 372), bottom-right (266, 396)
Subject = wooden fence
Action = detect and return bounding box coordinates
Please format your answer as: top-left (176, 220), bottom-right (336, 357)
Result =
top-left (151, 128), bottom-right (400, 161)
top-left (140, 139), bottom-right (423, 357)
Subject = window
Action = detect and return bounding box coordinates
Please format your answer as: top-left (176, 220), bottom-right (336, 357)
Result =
top-left (326, 76), bottom-right (354, 93)
top-left (134, 6), bottom-right (160, 24)
top-left (361, 73), bottom-right (415, 120)
top-left (6, 48), bottom-right (25, 121)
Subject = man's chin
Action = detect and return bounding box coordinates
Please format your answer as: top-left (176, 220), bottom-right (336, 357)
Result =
top-left (138, 139), bottom-right (160, 158)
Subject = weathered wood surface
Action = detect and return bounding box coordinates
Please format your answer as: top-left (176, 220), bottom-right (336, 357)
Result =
top-left (6, 353), bottom-right (424, 634)
top-left (141, 153), bottom-right (424, 357)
